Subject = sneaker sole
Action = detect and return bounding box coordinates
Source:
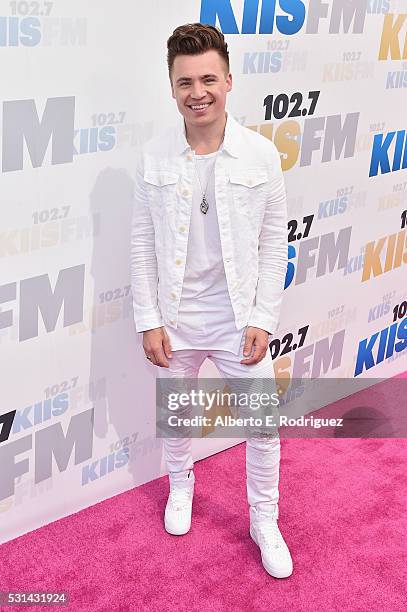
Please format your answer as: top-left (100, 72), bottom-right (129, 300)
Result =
top-left (164, 521), bottom-right (191, 536)
top-left (250, 525), bottom-right (293, 578)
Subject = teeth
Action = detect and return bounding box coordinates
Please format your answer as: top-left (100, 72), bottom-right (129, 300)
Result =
top-left (191, 103), bottom-right (210, 109)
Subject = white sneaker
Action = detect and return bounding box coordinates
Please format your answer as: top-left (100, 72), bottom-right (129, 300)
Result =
top-left (250, 505), bottom-right (293, 578)
top-left (164, 471), bottom-right (195, 536)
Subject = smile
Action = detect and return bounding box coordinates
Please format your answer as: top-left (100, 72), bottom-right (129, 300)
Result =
top-left (188, 101), bottom-right (213, 111)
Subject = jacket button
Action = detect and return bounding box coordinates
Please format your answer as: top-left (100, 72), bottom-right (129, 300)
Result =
top-left (175, 259), bottom-right (182, 265)
top-left (183, 189), bottom-right (190, 197)
top-left (179, 226), bottom-right (186, 232)
top-left (169, 320), bottom-right (175, 325)
top-left (170, 292), bottom-right (177, 299)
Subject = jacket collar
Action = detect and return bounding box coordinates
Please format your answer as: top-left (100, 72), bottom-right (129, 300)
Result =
top-left (174, 107), bottom-right (240, 158)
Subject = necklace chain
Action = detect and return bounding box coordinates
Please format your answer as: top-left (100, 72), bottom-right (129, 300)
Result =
top-left (191, 128), bottom-right (225, 215)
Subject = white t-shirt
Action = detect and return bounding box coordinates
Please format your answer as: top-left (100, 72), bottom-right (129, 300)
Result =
top-left (165, 146), bottom-right (247, 354)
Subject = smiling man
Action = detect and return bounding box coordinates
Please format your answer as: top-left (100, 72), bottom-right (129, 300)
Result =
top-left (130, 23), bottom-right (292, 578)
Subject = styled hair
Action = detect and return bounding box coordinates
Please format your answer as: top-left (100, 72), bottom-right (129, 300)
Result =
top-left (167, 22), bottom-right (230, 82)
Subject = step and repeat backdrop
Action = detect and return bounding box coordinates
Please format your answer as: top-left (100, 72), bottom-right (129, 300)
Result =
top-left (1, 0), bottom-right (407, 544)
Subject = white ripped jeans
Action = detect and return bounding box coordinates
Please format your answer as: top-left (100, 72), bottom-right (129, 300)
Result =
top-left (157, 332), bottom-right (280, 513)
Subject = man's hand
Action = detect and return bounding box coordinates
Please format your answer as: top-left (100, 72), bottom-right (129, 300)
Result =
top-left (143, 327), bottom-right (173, 367)
top-left (240, 326), bottom-right (270, 365)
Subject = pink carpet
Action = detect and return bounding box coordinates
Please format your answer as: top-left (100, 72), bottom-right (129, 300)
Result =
top-left (0, 434), bottom-right (406, 611)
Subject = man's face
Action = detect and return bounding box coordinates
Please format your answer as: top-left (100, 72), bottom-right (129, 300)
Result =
top-left (170, 49), bottom-right (232, 127)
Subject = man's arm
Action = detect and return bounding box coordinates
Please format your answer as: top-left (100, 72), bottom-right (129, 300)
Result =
top-left (247, 143), bottom-right (288, 335)
top-left (130, 154), bottom-right (164, 333)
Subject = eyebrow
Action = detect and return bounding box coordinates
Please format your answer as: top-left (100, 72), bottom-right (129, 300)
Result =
top-left (176, 74), bottom-right (218, 83)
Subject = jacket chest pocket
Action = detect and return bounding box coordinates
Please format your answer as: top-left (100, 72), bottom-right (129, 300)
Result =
top-left (144, 170), bottom-right (179, 217)
top-left (229, 170), bottom-right (268, 215)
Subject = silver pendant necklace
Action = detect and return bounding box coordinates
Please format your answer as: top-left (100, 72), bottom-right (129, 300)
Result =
top-left (200, 193), bottom-right (209, 215)
top-left (192, 130), bottom-right (225, 215)
top-left (193, 151), bottom-right (219, 215)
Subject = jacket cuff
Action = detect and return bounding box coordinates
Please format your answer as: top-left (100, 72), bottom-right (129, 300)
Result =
top-left (133, 307), bottom-right (164, 333)
top-left (247, 308), bottom-right (275, 336)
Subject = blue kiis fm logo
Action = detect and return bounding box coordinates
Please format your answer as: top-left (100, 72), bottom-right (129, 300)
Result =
top-left (355, 310), bottom-right (407, 376)
top-left (369, 129), bottom-right (407, 177)
top-left (200, 0), bottom-right (367, 34)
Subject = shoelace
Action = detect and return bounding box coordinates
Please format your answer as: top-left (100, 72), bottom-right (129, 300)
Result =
top-left (169, 487), bottom-right (193, 511)
top-left (256, 521), bottom-right (283, 550)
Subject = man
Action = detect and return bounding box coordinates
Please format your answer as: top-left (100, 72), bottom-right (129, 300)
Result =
top-left (130, 22), bottom-right (292, 578)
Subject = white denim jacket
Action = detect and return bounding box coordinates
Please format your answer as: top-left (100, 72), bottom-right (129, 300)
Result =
top-left (130, 109), bottom-right (288, 335)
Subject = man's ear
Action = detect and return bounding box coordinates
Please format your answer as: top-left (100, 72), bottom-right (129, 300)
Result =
top-left (227, 72), bottom-right (232, 92)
